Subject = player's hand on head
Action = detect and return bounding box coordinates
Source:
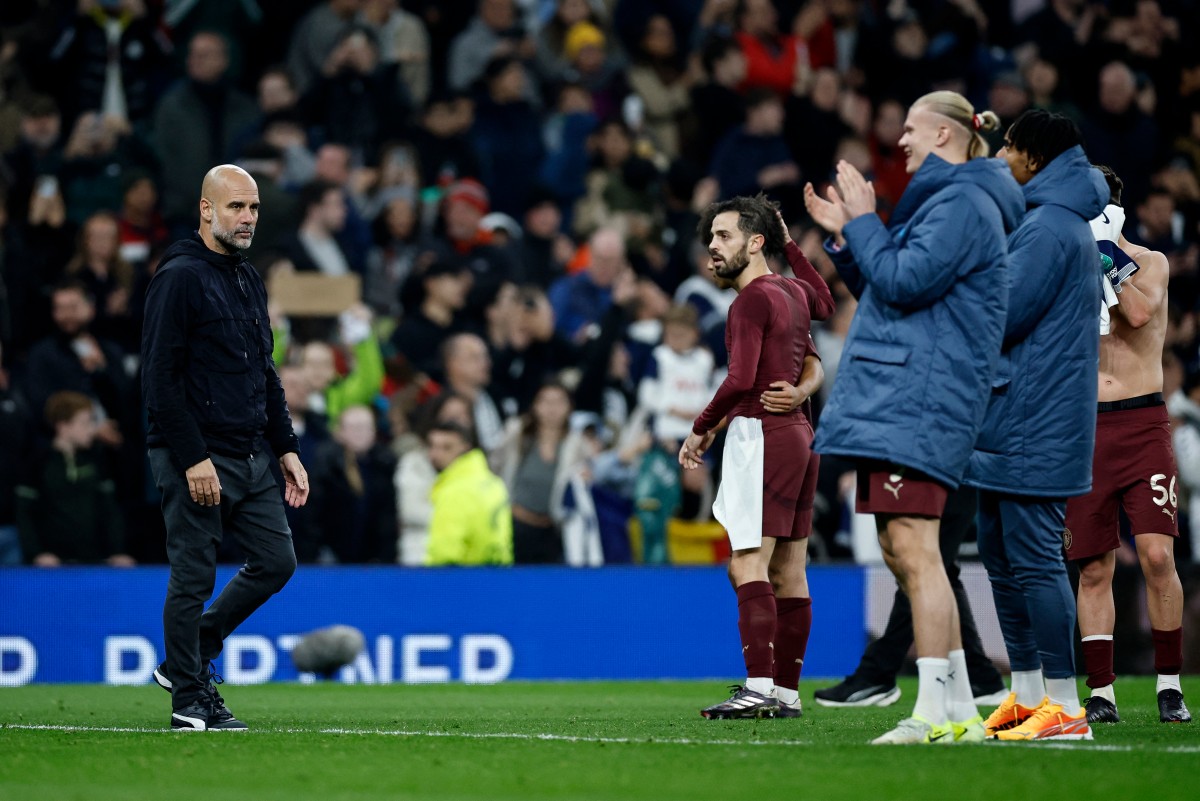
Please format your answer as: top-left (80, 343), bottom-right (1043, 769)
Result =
top-left (775, 209), bottom-right (793, 245)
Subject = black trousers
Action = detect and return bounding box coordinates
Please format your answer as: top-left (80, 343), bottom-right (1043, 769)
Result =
top-left (150, 447), bottom-right (296, 709)
top-left (853, 486), bottom-right (1004, 690)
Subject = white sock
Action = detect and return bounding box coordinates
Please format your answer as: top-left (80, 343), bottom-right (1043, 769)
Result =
top-left (746, 676), bottom-right (774, 695)
top-left (1011, 669), bottom-right (1046, 707)
top-left (1158, 675), bottom-right (1182, 694)
top-left (946, 649), bottom-right (978, 722)
top-left (1046, 677), bottom-right (1081, 716)
top-left (1089, 683), bottom-right (1116, 704)
top-left (776, 687), bottom-right (800, 706)
top-left (914, 657), bottom-right (950, 726)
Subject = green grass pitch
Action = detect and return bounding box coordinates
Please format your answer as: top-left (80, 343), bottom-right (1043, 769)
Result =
top-left (2, 678), bottom-right (1197, 801)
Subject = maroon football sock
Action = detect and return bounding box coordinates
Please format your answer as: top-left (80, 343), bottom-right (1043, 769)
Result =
top-left (773, 596), bottom-right (812, 691)
top-left (1151, 627), bottom-right (1183, 675)
top-left (736, 581), bottom-right (777, 680)
top-left (1081, 638), bottom-right (1116, 689)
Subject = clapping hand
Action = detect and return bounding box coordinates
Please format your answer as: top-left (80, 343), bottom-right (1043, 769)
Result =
top-left (803, 182), bottom-right (850, 243)
top-left (835, 160), bottom-right (876, 219)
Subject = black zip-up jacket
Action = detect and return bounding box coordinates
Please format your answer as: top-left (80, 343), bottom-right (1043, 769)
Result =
top-left (142, 234), bottom-right (298, 470)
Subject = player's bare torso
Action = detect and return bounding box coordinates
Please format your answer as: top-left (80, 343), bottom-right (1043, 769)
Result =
top-left (1098, 245), bottom-right (1167, 402)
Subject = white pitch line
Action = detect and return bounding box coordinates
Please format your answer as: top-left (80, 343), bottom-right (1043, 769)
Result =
top-left (4, 724), bottom-right (1200, 753)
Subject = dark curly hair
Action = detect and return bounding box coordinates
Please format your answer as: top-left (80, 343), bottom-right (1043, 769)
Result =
top-left (696, 193), bottom-right (786, 259)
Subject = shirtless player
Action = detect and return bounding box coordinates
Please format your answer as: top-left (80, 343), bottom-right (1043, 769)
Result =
top-left (1064, 165), bottom-right (1191, 725)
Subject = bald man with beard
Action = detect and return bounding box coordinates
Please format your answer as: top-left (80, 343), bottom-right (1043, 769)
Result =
top-left (142, 165), bottom-right (309, 731)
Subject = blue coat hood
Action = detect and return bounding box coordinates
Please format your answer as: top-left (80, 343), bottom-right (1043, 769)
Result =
top-left (814, 154), bottom-right (1024, 486)
top-left (964, 146), bottom-right (1108, 496)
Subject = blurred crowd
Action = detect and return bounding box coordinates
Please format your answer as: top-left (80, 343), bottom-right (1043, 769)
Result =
top-left (1, 0), bottom-right (1199, 567)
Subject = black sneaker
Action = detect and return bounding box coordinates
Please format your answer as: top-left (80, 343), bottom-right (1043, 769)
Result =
top-left (1085, 696), bottom-right (1120, 724)
top-left (700, 686), bottom-right (779, 719)
top-left (152, 661), bottom-right (171, 692)
top-left (1158, 689), bottom-right (1192, 723)
top-left (203, 673), bottom-right (246, 730)
top-left (814, 678), bottom-right (901, 708)
top-left (171, 697), bottom-right (214, 731)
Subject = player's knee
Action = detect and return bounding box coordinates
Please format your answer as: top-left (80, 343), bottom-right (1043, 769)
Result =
top-left (1077, 558), bottom-right (1110, 591)
top-left (1141, 543), bottom-right (1175, 580)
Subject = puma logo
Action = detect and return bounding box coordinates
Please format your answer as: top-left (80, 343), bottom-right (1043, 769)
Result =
top-left (883, 481), bottom-right (903, 500)
top-left (1163, 508), bottom-right (1177, 521)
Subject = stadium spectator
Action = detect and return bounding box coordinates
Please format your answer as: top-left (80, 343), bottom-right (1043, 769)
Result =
top-left (535, 0), bottom-right (608, 87)
top-left (492, 379), bottom-right (589, 563)
top-left (491, 285), bottom-right (578, 415)
top-left (0, 341), bottom-right (33, 565)
top-left (447, 0), bottom-right (535, 96)
top-left (298, 24), bottom-right (413, 164)
top-left (732, 0), bottom-right (803, 97)
top-left (58, 109), bottom-right (158, 225)
top-left (394, 389), bottom-right (475, 564)
top-left (309, 142), bottom-right (373, 272)
top-left (115, 169), bottom-right (169, 269)
top-left (3, 94), bottom-right (65, 225)
top-left (685, 35), bottom-right (746, 168)
top-left (514, 187), bottom-right (572, 289)
top-left (277, 364), bottom-right (328, 563)
top-left (308, 404), bottom-right (398, 563)
top-left (572, 117), bottom-right (659, 240)
top-left (364, 186), bottom-right (422, 317)
top-left (16, 389), bottom-right (131, 567)
top-left (408, 90), bottom-right (480, 188)
top-left (45, 0), bottom-right (170, 127)
top-left (441, 331), bottom-right (504, 452)
top-left (358, 0), bottom-right (432, 107)
top-left (283, 180), bottom-right (353, 276)
top-left (785, 68), bottom-right (853, 191)
top-left (471, 55), bottom-right (545, 217)
top-left (1081, 61), bottom-right (1159, 209)
top-left (24, 279), bottom-right (132, 448)
top-left (626, 15), bottom-right (690, 159)
top-left (425, 419), bottom-right (513, 565)
top-left (708, 88), bottom-right (801, 210)
top-left (561, 21), bottom-right (625, 122)
top-left (548, 226), bottom-right (626, 342)
top-left (238, 141), bottom-right (303, 257)
top-left (63, 210), bottom-right (138, 349)
top-left (152, 31), bottom-right (259, 232)
top-left (287, 0), bottom-right (365, 95)
top-left (436, 178), bottom-right (517, 321)
top-left (295, 305), bottom-right (385, 423)
top-left (390, 259), bottom-right (471, 382)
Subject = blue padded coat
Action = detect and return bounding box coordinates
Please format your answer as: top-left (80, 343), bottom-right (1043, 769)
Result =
top-left (814, 154), bottom-right (1025, 487)
top-left (964, 146), bottom-right (1108, 497)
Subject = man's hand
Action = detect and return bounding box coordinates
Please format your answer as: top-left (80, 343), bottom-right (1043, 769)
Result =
top-left (106, 553), bottom-right (136, 567)
top-left (185, 458), bottom-right (222, 506)
top-left (761, 381), bottom-right (805, 413)
top-left (33, 552), bottom-right (61, 567)
top-left (679, 430), bottom-right (716, 470)
top-left (776, 209), bottom-right (793, 246)
top-left (280, 452), bottom-right (310, 508)
top-left (804, 181), bottom-right (849, 242)
top-left (835, 160), bottom-right (876, 219)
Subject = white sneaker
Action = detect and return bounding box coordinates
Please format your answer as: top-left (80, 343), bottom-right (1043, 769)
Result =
top-left (871, 715), bottom-right (954, 745)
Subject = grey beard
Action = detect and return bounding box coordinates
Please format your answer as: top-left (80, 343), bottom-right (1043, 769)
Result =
top-left (213, 224), bottom-right (253, 252)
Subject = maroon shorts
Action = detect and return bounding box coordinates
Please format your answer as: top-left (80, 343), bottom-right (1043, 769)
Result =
top-left (762, 421), bottom-right (818, 539)
top-left (855, 461), bottom-right (949, 518)
top-left (1064, 400), bottom-right (1179, 561)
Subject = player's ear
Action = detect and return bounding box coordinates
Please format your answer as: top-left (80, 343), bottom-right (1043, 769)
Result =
top-left (749, 233), bottom-right (764, 255)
